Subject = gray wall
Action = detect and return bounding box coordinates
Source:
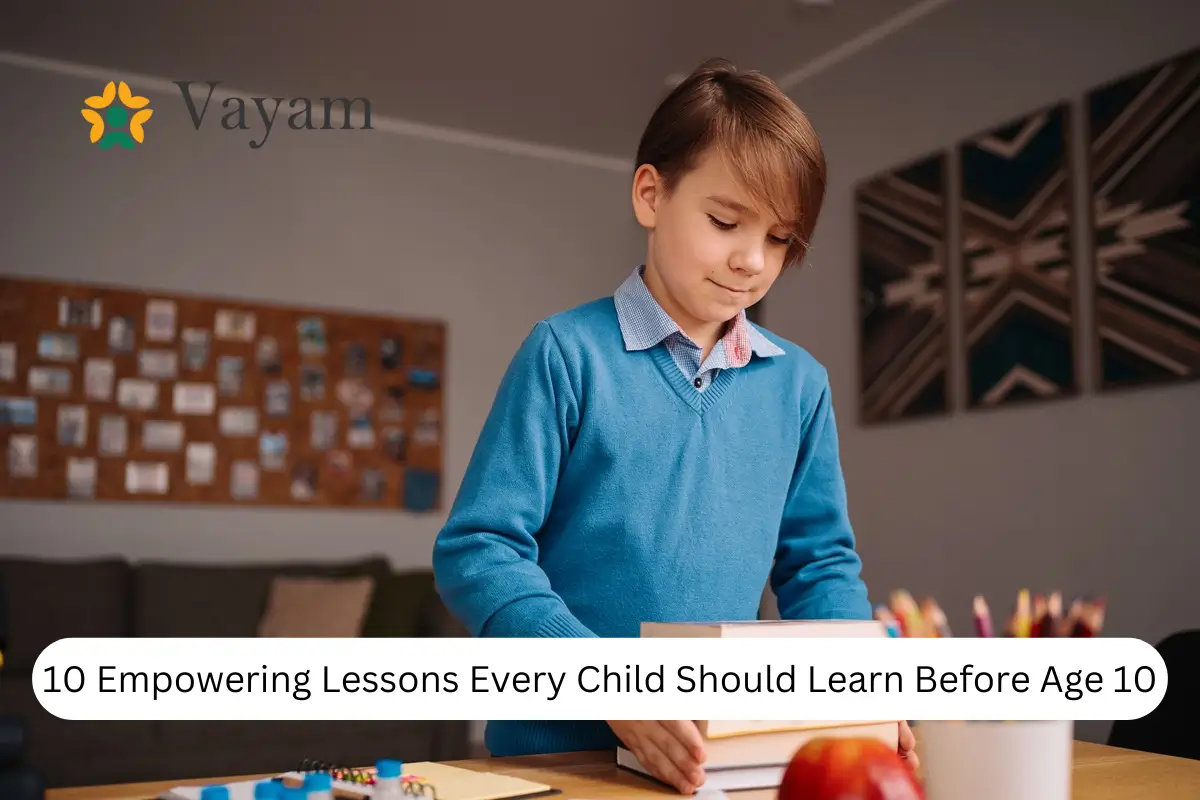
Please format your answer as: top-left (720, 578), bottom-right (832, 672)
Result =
top-left (0, 64), bottom-right (642, 567)
top-left (765, 0), bottom-right (1200, 743)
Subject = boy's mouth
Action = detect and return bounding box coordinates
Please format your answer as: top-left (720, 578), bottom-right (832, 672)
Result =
top-left (709, 278), bottom-right (750, 295)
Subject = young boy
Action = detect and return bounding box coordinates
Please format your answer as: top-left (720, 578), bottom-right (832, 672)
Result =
top-left (431, 57), bottom-right (915, 791)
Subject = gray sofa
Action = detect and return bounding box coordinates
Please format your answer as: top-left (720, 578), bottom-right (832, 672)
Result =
top-left (0, 555), bottom-right (470, 789)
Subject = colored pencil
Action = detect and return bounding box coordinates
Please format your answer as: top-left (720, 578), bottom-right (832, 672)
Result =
top-left (890, 590), bottom-right (925, 638)
top-left (921, 597), bottom-right (952, 638)
top-left (874, 604), bottom-right (902, 638)
top-left (1046, 592), bottom-right (1063, 637)
top-left (1013, 589), bottom-right (1032, 637)
top-left (1059, 599), bottom-right (1083, 638)
top-left (973, 595), bottom-right (994, 638)
top-left (1030, 593), bottom-right (1048, 638)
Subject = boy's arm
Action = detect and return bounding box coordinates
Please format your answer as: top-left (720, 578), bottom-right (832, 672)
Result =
top-left (770, 372), bottom-right (872, 622)
top-left (432, 321), bottom-right (597, 639)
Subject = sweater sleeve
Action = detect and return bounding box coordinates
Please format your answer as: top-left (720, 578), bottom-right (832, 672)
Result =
top-left (431, 321), bottom-right (597, 639)
top-left (770, 373), bottom-right (872, 622)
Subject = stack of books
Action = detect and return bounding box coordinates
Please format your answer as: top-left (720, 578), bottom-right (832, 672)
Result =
top-left (616, 620), bottom-right (900, 792)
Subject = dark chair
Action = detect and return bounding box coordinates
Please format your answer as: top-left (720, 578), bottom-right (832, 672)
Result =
top-left (1107, 629), bottom-right (1199, 760)
top-left (0, 573), bottom-right (45, 800)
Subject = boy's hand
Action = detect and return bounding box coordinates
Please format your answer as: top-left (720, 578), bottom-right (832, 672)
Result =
top-left (608, 720), bottom-right (706, 793)
top-left (898, 720), bottom-right (919, 770)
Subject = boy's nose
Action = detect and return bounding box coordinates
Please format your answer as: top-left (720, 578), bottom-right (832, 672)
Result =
top-left (729, 246), bottom-right (766, 275)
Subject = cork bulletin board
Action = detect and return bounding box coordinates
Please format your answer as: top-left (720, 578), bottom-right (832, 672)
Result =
top-left (0, 275), bottom-right (445, 511)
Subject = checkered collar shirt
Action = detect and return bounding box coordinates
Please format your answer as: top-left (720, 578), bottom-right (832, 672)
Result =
top-left (613, 265), bottom-right (784, 391)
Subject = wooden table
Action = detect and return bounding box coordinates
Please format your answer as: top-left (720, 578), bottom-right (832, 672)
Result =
top-left (45, 742), bottom-right (1200, 800)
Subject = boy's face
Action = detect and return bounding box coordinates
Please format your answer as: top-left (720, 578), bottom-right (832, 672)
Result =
top-left (632, 147), bottom-right (793, 329)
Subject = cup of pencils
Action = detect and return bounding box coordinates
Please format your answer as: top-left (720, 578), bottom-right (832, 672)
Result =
top-left (873, 590), bottom-right (1106, 638)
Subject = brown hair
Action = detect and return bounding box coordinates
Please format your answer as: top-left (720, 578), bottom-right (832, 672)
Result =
top-left (634, 57), bottom-right (827, 268)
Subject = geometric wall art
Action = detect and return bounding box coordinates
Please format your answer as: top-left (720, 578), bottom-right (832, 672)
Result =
top-left (855, 151), bottom-right (951, 424)
top-left (1086, 44), bottom-right (1200, 390)
top-left (959, 102), bottom-right (1078, 409)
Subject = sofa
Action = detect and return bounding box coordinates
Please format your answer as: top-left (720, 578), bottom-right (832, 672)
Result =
top-left (0, 555), bottom-right (471, 789)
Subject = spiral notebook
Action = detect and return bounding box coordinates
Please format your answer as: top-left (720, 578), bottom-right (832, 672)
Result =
top-left (158, 760), bottom-right (560, 800)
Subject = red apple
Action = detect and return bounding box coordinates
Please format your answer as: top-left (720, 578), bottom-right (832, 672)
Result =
top-left (778, 737), bottom-right (924, 800)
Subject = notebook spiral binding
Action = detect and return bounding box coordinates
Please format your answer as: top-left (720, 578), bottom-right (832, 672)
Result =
top-left (295, 759), bottom-right (439, 799)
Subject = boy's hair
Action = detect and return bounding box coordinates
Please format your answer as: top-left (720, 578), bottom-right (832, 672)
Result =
top-left (635, 57), bottom-right (827, 268)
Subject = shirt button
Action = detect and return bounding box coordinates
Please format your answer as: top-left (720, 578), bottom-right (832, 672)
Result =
top-left (694, 377), bottom-right (703, 388)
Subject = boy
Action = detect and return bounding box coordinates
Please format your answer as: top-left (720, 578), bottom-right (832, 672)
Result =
top-left (431, 57), bottom-right (916, 791)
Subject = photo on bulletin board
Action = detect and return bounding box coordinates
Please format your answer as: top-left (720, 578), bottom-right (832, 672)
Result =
top-left (855, 150), bottom-right (951, 425)
top-left (0, 275), bottom-right (446, 513)
top-left (959, 101), bottom-right (1078, 409)
top-left (1086, 44), bottom-right (1200, 391)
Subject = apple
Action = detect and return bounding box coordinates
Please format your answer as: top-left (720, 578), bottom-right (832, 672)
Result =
top-left (778, 737), bottom-right (924, 800)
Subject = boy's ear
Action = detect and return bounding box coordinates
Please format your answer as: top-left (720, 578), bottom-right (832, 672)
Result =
top-left (632, 164), bottom-right (663, 229)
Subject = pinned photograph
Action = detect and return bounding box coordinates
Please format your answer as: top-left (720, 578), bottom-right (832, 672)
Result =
top-left (403, 469), bottom-right (440, 512)
top-left (298, 317), bottom-right (326, 356)
top-left (415, 408), bottom-right (441, 446)
top-left (108, 315), bottom-right (135, 353)
top-left (265, 380), bottom-right (290, 417)
top-left (217, 356), bottom-right (244, 396)
top-left (173, 382), bottom-right (216, 415)
top-left (98, 415), bottom-right (128, 456)
top-left (57, 405), bottom-right (88, 447)
top-left (257, 336), bottom-right (282, 375)
top-left (414, 326), bottom-right (443, 364)
top-left (300, 365), bottom-right (325, 401)
top-left (383, 427), bottom-right (406, 462)
top-left (182, 328), bottom-right (210, 371)
top-left (290, 462), bottom-right (318, 501)
top-left (231, 459), bottom-right (259, 500)
top-left (59, 297), bottom-right (103, 329)
top-left (345, 342), bottom-right (367, 377)
top-left (8, 434), bottom-right (37, 477)
top-left (186, 442), bottom-right (215, 485)
top-left (379, 385), bottom-right (405, 422)
top-left (360, 468), bottom-right (386, 502)
top-left (126, 461), bottom-right (169, 495)
top-left (259, 431), bottom-right (288, 470)
top-left (311, 411), bottom-right (337, 450)
top-left (0, 342), bottom-right (16, 381)
top-left (145, 299), bottom-right (177, 342)
top-left (219, 406), bottom-right (258, 437)
top-left (215, 309), bottom-right (256, 341)
top-left (38, 332), bottom-right (79, 362)
top-left (0, 397), bottom-right (37, 427)
top-left (142, 420), bottom-right (184, 452)
top-left (408, 367), bottom-right (440, 390)
top-left (117, 378), bottom-right (157, 411)
top-left (139, 348), bottom-right (178, 380)
top-left (347, 412), bottom-right (375, 449)
top-left (335, 378), bottom-right (373, 413)
top-left (381, 337), bottom-right (403, 370)
top-left (28, 366), bottom-right (71, 395)
top-left (84, 358), bottom-right (115, 401)
top-left (67, 457), bottom-right (97, 499)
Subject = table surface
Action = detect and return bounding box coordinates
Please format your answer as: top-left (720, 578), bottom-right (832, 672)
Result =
top-left (45, 741), bottom-right (1200, 800)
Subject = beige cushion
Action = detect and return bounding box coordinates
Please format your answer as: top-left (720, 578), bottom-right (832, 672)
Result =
top-left (257, 575), bottom-right (375, 637)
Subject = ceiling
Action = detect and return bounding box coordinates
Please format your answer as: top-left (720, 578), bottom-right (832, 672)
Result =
top-left (0, 0), bottom-right (936, 159)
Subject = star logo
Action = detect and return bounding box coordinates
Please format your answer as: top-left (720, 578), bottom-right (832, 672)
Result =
top-left (82, 81), bottom-right (152, 149)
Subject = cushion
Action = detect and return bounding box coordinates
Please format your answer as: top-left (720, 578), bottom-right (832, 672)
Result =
top-left (360, 570), bottom-right (436, 638)
top-left (133, 557), bottom-right (389, 638)
top-left (0, 558), bottom-right (131, 672)
top-left (257, 576), bottom-right (374, 637)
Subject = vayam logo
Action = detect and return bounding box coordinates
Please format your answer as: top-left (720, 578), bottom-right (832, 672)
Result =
top-left (174, 81), bottom-right (373, 149)
top-left (81, 81), bottom-right (153, 149)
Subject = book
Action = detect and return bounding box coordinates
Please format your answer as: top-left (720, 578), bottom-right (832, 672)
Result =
top-left (639, 618), bottom-right (895, 739)
top-left (617, 722), bottom-right (899, 792)
top-left (158, 762), bottom-right (559, 800)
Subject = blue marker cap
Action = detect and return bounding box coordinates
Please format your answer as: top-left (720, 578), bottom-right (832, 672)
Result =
top-left (200, 787), bottom-right (231, 800)
top-left (254, 782), bottom-right (281, 799)
top-left (376, 759), bottom-right (403, 779)
top-left (303, 773), bottom-right (333, 791)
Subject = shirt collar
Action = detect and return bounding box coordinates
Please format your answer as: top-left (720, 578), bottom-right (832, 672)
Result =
top-left (613, 265), bottom-right (784, 362)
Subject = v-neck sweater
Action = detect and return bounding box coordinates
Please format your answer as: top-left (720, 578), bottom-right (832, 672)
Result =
top-left (431, 296), bottom-right (872, 757)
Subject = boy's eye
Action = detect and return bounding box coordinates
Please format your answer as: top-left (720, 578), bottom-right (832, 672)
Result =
top-left (769, 234), bottom-right (792, 246)
top-left (707, 214), bottom-right (735, 230)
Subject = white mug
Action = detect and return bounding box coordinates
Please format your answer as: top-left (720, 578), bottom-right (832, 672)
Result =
top-left (919, 720), bottom-right (1073, 800)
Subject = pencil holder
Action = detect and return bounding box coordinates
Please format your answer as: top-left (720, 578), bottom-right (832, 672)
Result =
top-left (919, 720), bottom-right (1072, 800)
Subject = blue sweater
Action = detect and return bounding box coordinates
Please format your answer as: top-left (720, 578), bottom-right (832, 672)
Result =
top-left (431, 298), bottom-right (871, 756)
